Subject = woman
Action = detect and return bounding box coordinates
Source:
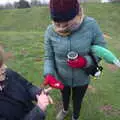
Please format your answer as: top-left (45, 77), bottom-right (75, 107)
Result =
top-left (44, 0), bottom-right (106, 120)
top-left (0, 46), bottom-right (52, 120)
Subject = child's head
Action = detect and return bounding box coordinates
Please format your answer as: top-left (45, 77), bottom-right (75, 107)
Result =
top-left (0, 46), bottom-right (13, 68)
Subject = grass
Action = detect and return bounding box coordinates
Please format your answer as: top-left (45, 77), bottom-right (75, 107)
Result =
top-left (0, 3), bottom-right (120, 120)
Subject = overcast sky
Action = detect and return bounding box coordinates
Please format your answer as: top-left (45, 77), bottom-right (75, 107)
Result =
top-left (0, 0), bottom-right (49, 5)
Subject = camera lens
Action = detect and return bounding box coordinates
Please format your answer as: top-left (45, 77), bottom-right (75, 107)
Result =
top-left (67, 51), bottom-right (78, 60)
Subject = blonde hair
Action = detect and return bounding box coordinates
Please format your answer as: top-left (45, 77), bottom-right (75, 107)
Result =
top-left (0, 46), bottom-right (5, 67)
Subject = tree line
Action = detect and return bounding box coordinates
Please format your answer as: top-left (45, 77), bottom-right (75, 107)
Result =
top-left (0, 0), bottom-right (48, 10)
top-left (0, 0), bottom-right (119, 10)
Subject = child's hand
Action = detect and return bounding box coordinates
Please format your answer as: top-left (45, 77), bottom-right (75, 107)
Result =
top-left (36, 91), bottom-right (53, 111)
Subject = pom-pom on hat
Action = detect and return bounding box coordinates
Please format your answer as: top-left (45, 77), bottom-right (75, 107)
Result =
top-left (49, 0), bottom-right (80, 22)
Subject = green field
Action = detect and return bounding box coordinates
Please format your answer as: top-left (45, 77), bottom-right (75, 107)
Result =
top-left (0, 3), bottom-right (120, 120)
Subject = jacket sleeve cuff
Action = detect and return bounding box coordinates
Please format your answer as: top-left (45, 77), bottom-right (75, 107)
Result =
top-left (23, 106), bottom-right (46, 120)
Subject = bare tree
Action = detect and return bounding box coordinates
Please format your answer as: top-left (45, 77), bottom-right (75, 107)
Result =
top-left (17, 0), bottom-right (31, 8)
top-left (0, 5), bottom-right (4, 10)
top-left (111, 0), bottom-right (120, 2)
top-left (31, 0), bottom-right (41, 7)
top-left (4, 3), bottom-right (14, 9)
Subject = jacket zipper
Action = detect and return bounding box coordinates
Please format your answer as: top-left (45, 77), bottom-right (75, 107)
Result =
top-left (69, 36), bottom-right (73, 87)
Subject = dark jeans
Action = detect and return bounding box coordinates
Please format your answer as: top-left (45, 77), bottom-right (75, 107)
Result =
top-left (61, 84), bottom-right (88, 119)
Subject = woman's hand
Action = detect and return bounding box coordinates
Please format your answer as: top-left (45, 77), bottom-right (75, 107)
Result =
top-left (44, 74), bottom-right (64, 90)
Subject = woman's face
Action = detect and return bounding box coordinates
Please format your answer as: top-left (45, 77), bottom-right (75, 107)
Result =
top-left (54, 21), bottom-right (68, 28)
top-left (54, 15), bottom-right (78, 29)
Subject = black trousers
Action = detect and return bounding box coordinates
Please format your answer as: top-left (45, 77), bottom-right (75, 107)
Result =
top-left (61, 84), bottom-right (88, 119)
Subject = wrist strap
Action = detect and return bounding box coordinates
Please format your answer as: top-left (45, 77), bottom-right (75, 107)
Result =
top-left (88, 51), bottom-right (99, 67)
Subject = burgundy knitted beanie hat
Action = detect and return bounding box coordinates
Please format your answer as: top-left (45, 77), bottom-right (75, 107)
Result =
top-left (49, 0), bottom-right (80, 22)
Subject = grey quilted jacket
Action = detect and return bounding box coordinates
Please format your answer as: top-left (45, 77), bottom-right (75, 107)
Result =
top-left (44, 17), bottom-right (106, 87)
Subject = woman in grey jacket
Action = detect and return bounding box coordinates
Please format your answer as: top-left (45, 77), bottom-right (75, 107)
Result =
top-left (44, 0), bottom-right (106, 120)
